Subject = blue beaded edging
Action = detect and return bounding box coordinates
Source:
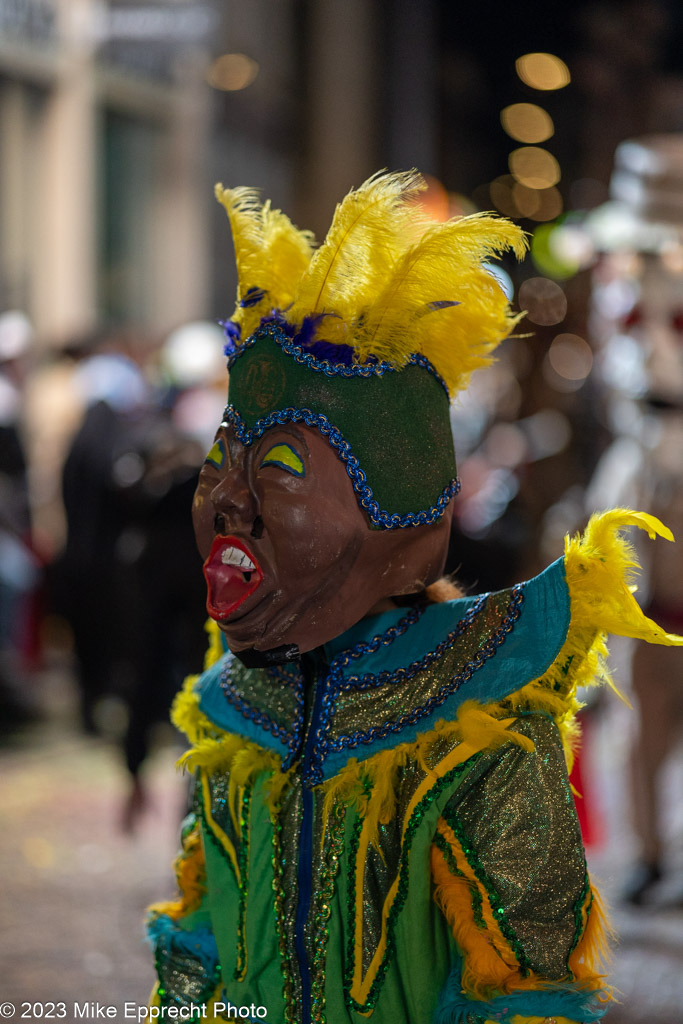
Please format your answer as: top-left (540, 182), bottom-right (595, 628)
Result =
top-left (306, 584), bottom-right (525, 784)
top-left (221, 404), bottom-right (460, 530)
top-left (217, 586), bottom-right (526, 785)
top-left (224, 319), bottom-right (451, 394)
top-left (219, 660), bottom-right (305, 771)
top-left (218, 605), bottom-right (422, 771)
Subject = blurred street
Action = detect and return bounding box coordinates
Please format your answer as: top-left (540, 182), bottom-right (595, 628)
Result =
top-left (0, 658), bottom-right (187, 1018)
top-left (1, 655), bottom-right (682, 1024)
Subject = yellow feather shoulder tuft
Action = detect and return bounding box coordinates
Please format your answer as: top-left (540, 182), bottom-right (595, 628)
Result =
top-left (486, 508), bottom-right (683, 771)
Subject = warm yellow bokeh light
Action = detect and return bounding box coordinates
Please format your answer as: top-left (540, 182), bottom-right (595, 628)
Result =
top-left (489, 176), bottom-right (563, 221)
top-left (511, 182), bottom-right (540, 217)
top-left (489, 175), bottom-right (519, 218)
top-left (516, 52), bottom-right (570, 91)
top-left (207, 53), bottom-right (259, 91)
top-left (501, 103), bottom-right (554, 143)
top-left (22, 836), bottom-right (56, 870)
top-left (513, 182), bottom-right (562, 221)
top-left (509, 147), bottom-right (561, 189)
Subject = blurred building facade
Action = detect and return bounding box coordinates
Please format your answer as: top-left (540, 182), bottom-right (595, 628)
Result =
top-left (0, 0), bottom-right (213, 344)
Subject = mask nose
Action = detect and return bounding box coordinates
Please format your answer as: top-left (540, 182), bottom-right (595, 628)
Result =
top-left (210, 465), bottom-right (257, 532)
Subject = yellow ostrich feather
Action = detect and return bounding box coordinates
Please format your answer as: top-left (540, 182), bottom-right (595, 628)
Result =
top-left (352, 213), bottom-right (527, 392)
top-left (215, 184), bottom-right (315, 339)
top-left (216, 170), bottom-right (527, 394)
top-left (287, 169), bottom-right (426, 335)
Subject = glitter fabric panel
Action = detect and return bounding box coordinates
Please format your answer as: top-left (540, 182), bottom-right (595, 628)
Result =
top-left (202, 772), bottom-right (240, 862)
top-left (359, 758), bottom-right (439, 975)
top-left (309, 802), bottom-right (347, 1023)
top-left (446, 713), bottom-right (587, 979)
top-left (223, 657), bottom-right (303, 742)
top-left (273, 775), bottom-right (304, 1016)
top-left (156, 947), bottom-right (219, 1010)
top-left (330, 589), bottom-right (511, 744)
top-left (218, 651), bottom-right (305, 765)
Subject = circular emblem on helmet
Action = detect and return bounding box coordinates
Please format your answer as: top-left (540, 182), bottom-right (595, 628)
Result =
top-left (237, 354), bottom-right (287, 417)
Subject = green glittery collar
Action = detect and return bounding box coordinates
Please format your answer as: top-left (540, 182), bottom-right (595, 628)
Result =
top-left (195, 557), bottom-right (572, 784)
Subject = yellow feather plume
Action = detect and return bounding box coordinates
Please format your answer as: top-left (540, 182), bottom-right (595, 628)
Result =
top-left (353, 213), bottom-right (527, 392)
top-left (215, 183), bottom-right (315, 339)
top-left (287, 169), bottom-right (426, 335)
top-left (217, 169), bottom-right (527, 397)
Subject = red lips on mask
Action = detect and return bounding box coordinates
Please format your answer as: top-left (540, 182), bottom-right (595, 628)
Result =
top-left (203, 535), bottom-right (264, 621)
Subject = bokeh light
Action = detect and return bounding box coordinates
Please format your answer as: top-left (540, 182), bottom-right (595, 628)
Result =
top-left (513, 182), bottom-right (562, 221)
top-left (660, 242), bottom-right (683, 274)
top-left (207, 53), bottom-right (259, 91)
top-left (515, 52), bottom-right (571, 91)
top-left (531, 223), bottom-right (579, 279)
top-left (518, 277), bottom-right (567, 326)
top-left (509, 147), bottom-right (561, 189)
top-left (501, 103), bottom-right (554, 144)
top-left (489, 175), bottom-right (519, 217)
top-left (544, 333), bottom-right (594, 391)
top-left (489, 177), bottom-right (563, 222)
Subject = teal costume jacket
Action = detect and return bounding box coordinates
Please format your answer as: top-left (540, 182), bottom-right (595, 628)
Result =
top-left (148, 511), bottom-right (679, 1024)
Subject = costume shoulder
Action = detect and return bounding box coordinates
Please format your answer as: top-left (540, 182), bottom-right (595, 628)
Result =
top-left (172, 509), bottom-right (681, 781)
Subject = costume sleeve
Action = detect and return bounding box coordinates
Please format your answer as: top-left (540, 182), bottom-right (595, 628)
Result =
top-left (147, 810), bottom-right (224, 1013)
top-left (430, 714), bottom-right (610, 1024)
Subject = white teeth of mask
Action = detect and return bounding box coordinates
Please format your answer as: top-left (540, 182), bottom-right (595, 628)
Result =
top-left (221, 547), bottom-right (256, 571)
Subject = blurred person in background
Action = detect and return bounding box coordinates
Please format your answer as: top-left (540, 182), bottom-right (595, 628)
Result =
top-left (57, 328), bottom-right (155, 737)
top-left (53, 324), bottom-right (215, 827)
top-left (0, 310), bottom-right (42, 728)
top-left (117, 322), bottom-right (225, 829)
top-left (584, 134), bottom-right (683, 904)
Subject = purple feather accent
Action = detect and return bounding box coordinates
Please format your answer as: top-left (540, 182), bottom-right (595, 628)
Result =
top-left (426, 300), bottom-right (460, 311)
top-left (260, 312), bottom-right (296, 336)
top-left (307, 340), bottom-right (356, 365)
top-left (258, 310), bottom-right (374, 366)
top-left (294, 312), bottom-right (336, 349)
top-left (219, 319), bottom-right (241, 355)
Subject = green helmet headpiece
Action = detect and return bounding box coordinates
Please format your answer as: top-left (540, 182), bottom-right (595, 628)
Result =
top-left (217, 171), bottom-right (526, 528)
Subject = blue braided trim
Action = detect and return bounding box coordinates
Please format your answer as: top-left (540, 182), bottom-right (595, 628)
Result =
top-left (330, 604), bottom-right (425, 666)
top-left (226, 319), bottom-right (450, 395)
top-left (221, 404), bottom-right (460, 529)
top-left (219, 657), bottom-right (304, 770)
top-left (218, 609), bottom-right (422, 773)
top-left (304, 585), bottom-right (525, 785)
top-left (333, 597), bottom-right (486, 694)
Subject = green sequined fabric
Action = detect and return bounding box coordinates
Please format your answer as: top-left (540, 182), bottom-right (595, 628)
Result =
top-left (155, 948), bottom-right (219, 1011)
top-left (272, 779), bottom-right (304, 1017)
top-left (442, 713), bottom-right (588, 979)
top-left (228, 328), bottom-right (457, 516)
top-left (331, 589), bottom-right (511, 746)
top-left (227, 658), bottom-right (302, 736)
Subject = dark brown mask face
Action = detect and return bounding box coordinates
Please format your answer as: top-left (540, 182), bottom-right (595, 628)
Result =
top-left (192, 423), bottom-right (452, 655)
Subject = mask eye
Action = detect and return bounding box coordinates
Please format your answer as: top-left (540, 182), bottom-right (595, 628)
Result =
top-left (205, 439), bottom-right (226, 469)
top-left (259, 442), bottom-right (305, 477)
